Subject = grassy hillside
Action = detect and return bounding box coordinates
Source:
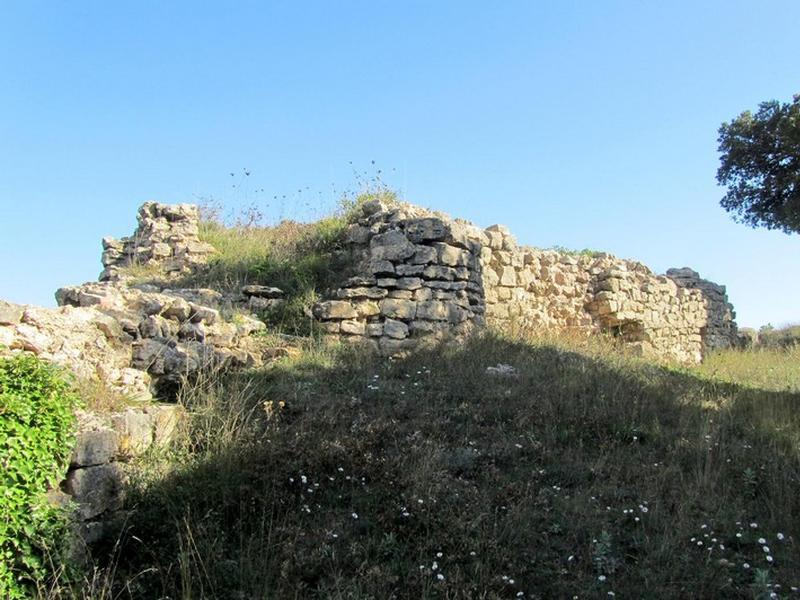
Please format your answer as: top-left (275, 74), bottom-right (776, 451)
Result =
top-left (51, 332), bottom-right (800, 599)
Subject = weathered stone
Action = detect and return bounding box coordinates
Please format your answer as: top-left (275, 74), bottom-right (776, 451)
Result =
top-left (416, 300), bottom-right (449, 321)
top-left (404, 218), bottom-right (449, 243)
top-left (368, 259), bottom-right (395, 275)
top-left (313, 301), bottom-right (358, 320)
top-left (0, 301), bottom-right (23, 325)
top-left (162, 297), bottom-right (191, 321)
top-left (395, 264), bottom-right (425, 276)
top-left (423, 265), bottom-right (456, 281)
top-left (435, 243), bottom-right (470, 267)
top-left (410, 245), bottom-right (438, 265)
top-left (241, 285), bottom-right (284, 299)
top-left (388, 290), bottom-right (414, 299)
top-left (65, 464), bottom-right (124, 520)
top-left (370, 230), bottom-right (416, 261)
top-left (383, 318), bottom-right (409, 339)
top-left (71, 429), bottom-right (119, 467)
top-left (366, 322), bottom-right (384, 337)
top-left (379, 298), bottom-right (417, 320)
top-left (340, 320), bottom-right (366, 336)
top-left (395, 277), bottom-right (423, 290)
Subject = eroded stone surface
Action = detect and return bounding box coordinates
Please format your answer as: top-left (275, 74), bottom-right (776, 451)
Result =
top-left (312, 201), bottom-right (738, 363)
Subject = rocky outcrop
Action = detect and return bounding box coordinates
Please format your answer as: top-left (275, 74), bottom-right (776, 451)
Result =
top-left (100, 202), bottom-right (216, 282)
top-left (313, 201), bottom-right (738, 363)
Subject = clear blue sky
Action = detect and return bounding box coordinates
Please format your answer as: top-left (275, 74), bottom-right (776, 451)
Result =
top-left (1, 1), bottom-right (798, 328)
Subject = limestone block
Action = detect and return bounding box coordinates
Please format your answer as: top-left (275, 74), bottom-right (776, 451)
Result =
top-left (383, 318), bottom-right (409, 339)
top-left (12, 323), bottom-right (53, 354)
top-left (414, 287), bottom-right (433, 301)
top-left (395, 277), bottom-right (423, 290)
top-left (435, 243), bottom-right (470, 267)
top-left (71, 429), bottom-right (119, 467)
top-left (370, 230), bottom-right (416, 261)
top-left (241, 285), bottom-right (284, 299)
top-left (366, 323), bottom-right (384, 337)
top-left (410, 245), bottom-right (438, 265)
top-left (162, 298), bottom-right (192, 321)
top-left (416, 301), bottom-right (448, 321)
top-left (340, 320), bottom-right (366, 336)
top-left (486, 231), bottom-right (504, 249)
top-left (355, 301), bottom-right (380, 317)
top-left (388, 290), bottom-right (414, 299)
top-left (0, 326), bottom-right (15, 347)
top-left (404, 218), bottom-right (449, 243)
top-left (380, 299), bottom-right (417, 320)
top-left (396, 264), bottom-right (425, 276)
top-left (0, 301), bottom-right (23, 325)
top-left (368, 259), bottom-right (395, 275)
top-left (426, 281), bottom-right (467, 290)
top-left (131, 339), bottom-right (169, 374)
top-left (499, 266), bottom-right (517, 287)
top-left (317, 321), bottom-right (341, 334)
top-left (337, 287), bottom-right (388, 300)
top-left (65, 464), bottom-right (124, 520)
top-left (314, 301), bottom-right (358, 320)
top-left (423, 265), bottom-right (456, 281)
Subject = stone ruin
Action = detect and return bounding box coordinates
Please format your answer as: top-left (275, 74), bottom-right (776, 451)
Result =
top-left (314, 199), bottom-right (738, 364)
top-left (0, 198), bottom-right (738, 552)
top-left (100, 202), bottom-right (216, 282)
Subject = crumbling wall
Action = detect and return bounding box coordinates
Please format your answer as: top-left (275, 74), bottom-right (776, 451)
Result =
top-left (313, 200), bottom-right (738, 363)
top-left (666, 267), bottom-right (738, 351)
top-left (100, 202), bottom-right (215, 281)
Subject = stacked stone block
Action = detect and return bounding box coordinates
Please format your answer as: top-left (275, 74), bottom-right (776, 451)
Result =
top-left (100, 202), bottom-right (215, 281)
top-left (314, 201), bottom-right (738, 363)
top-left (312, 201), bottom-right (488, 354)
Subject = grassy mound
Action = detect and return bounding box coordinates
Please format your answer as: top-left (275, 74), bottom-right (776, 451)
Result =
top-left (68, 332), bottom-right (800, 599)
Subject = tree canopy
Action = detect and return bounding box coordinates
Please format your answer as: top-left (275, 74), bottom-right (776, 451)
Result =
top-left (717, 94), bottom-right (800, 234)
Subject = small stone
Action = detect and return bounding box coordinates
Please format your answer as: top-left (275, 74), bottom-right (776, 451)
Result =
top-left (162, 298), bottom-right (192, 321)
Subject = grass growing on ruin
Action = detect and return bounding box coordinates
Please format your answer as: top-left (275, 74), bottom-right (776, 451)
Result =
top-left (70, 331), bottom-right (800, 599)
top-left (184, 189), bottom-right (398, 334)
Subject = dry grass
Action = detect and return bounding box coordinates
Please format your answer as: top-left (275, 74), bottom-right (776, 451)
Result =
top-left (60, 331), bottom-right (800, 599)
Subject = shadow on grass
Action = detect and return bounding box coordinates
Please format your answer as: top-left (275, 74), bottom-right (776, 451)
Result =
top-left (93, 334), bottom-right (800, 599)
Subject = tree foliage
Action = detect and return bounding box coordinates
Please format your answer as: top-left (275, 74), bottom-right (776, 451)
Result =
top-left (717, 94), bottom-right (800, 234)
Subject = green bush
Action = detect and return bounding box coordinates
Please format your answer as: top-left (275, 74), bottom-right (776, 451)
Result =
top-left (0, 353), bottom-right (80, 598)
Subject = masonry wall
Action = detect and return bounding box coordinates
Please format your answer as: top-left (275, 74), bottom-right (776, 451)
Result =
top-left (313, 200), bottom-right (737, 363)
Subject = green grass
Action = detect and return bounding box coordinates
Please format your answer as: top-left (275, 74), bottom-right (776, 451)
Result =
top-left (59, 331), bottom-right (800, 599)
top-left (175, 189), bottom-right (398, 335)
top-left (694, 345), bottom-right (800, 394)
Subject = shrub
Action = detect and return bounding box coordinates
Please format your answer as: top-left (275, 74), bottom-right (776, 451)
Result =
top-left (0, 353), bottom-right (80, 598)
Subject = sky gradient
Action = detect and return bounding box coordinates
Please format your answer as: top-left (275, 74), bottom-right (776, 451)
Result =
top-left (1, 1), bottom-right (798, 328)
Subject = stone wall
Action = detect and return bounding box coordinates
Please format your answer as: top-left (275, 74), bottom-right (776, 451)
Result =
top-left (312, 200), bottom-right (737, 363)
top-left (0, 198), bottom-right (739, 552)
top-left (100, 202), bottom-right (216, 281)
